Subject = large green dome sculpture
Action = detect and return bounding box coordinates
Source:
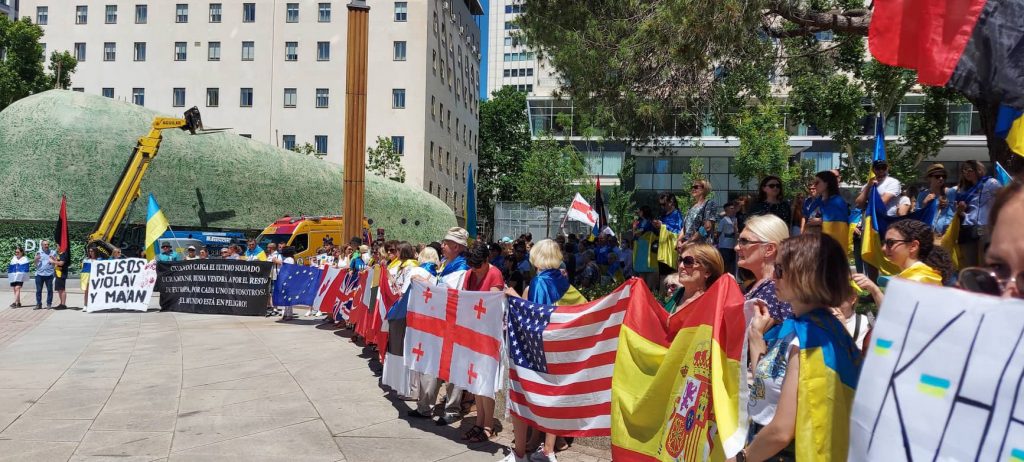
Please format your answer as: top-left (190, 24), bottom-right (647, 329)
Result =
top-left (0, 90), bottom-right (455, 243)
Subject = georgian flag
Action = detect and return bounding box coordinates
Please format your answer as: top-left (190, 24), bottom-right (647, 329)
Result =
top-left (403, 280), bottom-right (506, 398)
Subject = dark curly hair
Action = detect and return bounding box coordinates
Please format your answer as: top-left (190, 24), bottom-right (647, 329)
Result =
top-left (889, 219), bottom-right (954, 284)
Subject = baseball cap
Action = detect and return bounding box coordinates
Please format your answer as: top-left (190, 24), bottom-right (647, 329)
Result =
top-left (872, 159), bottom-right (888, 168)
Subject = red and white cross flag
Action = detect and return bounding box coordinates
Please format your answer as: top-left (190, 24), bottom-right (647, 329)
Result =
top-left (403, 280), bottom-right (506, 398)
top-left (565, 193), bottom-right (599, 228)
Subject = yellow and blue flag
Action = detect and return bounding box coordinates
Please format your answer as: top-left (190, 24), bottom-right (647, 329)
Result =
top-left (657, 209), bottom-right (683, 270)
top-left (144, 193), bottom-right (170, 260)
top-left (996, 105), bottom-right (1024, 157)
top-left (766, 309), bottom-right (860, 461)
top-left (995, 161), bottom-right (1013, 186)
top-left (817, 195), bottom-right (851, 257)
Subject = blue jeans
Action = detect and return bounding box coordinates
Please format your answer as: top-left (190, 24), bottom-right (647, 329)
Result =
top-left (35, 274), bottom-right (53, 306)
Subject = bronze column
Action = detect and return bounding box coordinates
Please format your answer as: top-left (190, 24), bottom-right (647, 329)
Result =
top-left (342, 0), bottom-right (370, 242)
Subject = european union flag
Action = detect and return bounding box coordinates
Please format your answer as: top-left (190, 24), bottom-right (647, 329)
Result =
top-left (273, 263), bottom-right (322, 307)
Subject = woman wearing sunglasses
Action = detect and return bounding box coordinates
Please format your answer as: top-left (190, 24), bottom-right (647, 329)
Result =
top-left (734, 234), bottom-right (860, 462)
top-left (682, 180), bottom-right (718, 245)
top-left (851, 220), bottom-right (953, 306)
top-left (736, 215), bottom-right (793, 321)
top-left (956, 160), bottom-right (1001, 268)
top-left (750, 176), bottom-right (792, 229)
top-left (662, 242), bottom-right (725, 314)
top-left (960, 181), bottom-right (1024, 297)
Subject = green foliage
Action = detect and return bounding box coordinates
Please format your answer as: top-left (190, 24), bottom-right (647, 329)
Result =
top-left (677, 158), bottom-right (708, 213)
top-left (518, 137), bottom-right (591, 236)
top-left (607, 158), bottom-right (636, 237)
top-left (366, 136), bottom-right (406, 183)
top-left (0, 16), bottom-right (76, 110)
top-left (0, 222), bottom-right (89, 275)
top-left (47, 51), bottom-right (77, 90)
top-left (290, 142), bottom-right (323, 159)
top-left (479, 87), bottom-right (532, 227)
top-left (578, 280), bottom-right (620, 302)
top-left (732, 103), bottom-right (796, 192)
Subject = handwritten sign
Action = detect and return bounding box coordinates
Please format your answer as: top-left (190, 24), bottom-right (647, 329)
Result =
top-left (85, 258), bottom-right (157, 312)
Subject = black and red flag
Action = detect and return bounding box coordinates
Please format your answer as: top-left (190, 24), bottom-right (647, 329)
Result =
top-left (868, 0), bottom-right (1024, 108)
top-left (54, 195), bottom-right (69, 278)
top-left (592, 178), bottom-right (608, 237)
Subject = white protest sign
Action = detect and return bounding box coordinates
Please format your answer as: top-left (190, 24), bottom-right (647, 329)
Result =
top-left (850, 278), bottom-right (1024, 461)
top-left (85, 258), bottom-right (157, 312)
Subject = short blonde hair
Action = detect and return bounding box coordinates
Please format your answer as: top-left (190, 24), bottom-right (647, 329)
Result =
top-left (418, 246), bottom-right (440, 266)
top-left (693, 178), bottom-right (713, 198)
top-left (529, 239), bottom-right (563, 270)
top-left (680, 242), bottom-right (725, 289)
top-left (743, 214), bottom-right (789, 244)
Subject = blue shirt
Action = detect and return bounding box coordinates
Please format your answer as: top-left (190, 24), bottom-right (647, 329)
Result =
top-left (158, 251), bottom-right (181, 262)
top-left (35, 249), bottom-right (55, 276)
top-left (916, 188), bottom-right (956, 235)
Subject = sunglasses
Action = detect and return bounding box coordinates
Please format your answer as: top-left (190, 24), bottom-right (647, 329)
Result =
top-left (930, 175), bottom-right (947, 180)
top-left (691, 184), bottom-right (704, 190)
top-left (882, 239), bottom-right (912, 249)
top-left (737, 238), bottom-right (769, 247)
top-left (765, 183), bottom-right (781, 189)
top-left (959, 267), bottom-right (1024, 297)
top-left (680, 256), bottom-right (702, 268)
top-left (773, 263), bottom-right (784, 280)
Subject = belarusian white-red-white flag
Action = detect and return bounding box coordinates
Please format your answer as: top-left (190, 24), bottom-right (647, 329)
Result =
top-left (565, 193), bottom-right (599, 228)
top-left (403, 280), bottom-right (505, 398)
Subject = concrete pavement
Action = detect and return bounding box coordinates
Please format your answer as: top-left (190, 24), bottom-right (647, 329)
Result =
top-left (0, 283), bottom-right (611, 462)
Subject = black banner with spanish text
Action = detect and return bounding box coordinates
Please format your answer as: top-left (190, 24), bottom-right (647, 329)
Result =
top-left (157, 260), bottom-right (272, 315)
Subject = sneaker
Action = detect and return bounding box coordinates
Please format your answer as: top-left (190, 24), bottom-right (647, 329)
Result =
top-left (34, 304), bottom-right (42, 310)
top-left (406, 409), bottom-right (431, 419)
top-left (499, 452), bottom-right (528, 462)
top-left (529, 447), bottom-right (557, 462)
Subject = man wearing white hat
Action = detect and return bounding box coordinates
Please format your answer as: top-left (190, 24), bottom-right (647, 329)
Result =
top-left (409, 227), bottom-right (470, 425)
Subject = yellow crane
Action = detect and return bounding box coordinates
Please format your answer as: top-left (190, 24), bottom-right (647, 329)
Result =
top-left (88, 107), bottom-right (224, 256)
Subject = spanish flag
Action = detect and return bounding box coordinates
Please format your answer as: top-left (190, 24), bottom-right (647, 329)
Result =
top-left (765, 309), bottom-right (861, 460)
top-left (611, 276), bottom-right (748, 461)
top-left (144, 193), bottom-right (170, 260)
top-left (818, 194), bottom-right (851, 258)
top-left (869, 0), bottom-right (1024, 109)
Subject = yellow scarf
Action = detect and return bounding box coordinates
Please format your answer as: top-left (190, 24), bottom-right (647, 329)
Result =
top-left (898, 261), bottom-right (942, 285)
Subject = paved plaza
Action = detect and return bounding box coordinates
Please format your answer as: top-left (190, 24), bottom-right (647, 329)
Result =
top-left (0, 283), bottom-right (610, 462)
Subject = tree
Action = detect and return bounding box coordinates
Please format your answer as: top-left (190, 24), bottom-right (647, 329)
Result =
top-left (732, 103), bottom-right (806, 195)
top-left (48, 51), bottom-right (77, 90)
top-left (478, 87), bottom-right (532, 232)
top-left (607, 158), bottom-right (636, 237)
top-left (518, 138), bottom-right (591, 237)
top-left (366, 136), bottom-right (406, 183)
top-left (518, 1), bottom-right (997, 176)
top-left (0, 16), bottom-right (76, 110)
top-left (290, 142), bottom-right (323, 159)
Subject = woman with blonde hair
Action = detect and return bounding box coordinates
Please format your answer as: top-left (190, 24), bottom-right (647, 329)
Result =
top-left (683, 179), bottom-right (718, 244)
top-left (663, 242), bottom-right (725, 313)
top-left (737, 214), bottom-right (793, 321)
top-left (502, 239), bottom-right (586, 462)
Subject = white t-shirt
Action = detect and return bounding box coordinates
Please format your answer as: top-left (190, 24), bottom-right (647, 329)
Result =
top-left (877, 175), bottom-right (902, 217)
top-left (845, 313), bottom-right (872, 349)
top-left (749, 337), bottom-right (800, 425)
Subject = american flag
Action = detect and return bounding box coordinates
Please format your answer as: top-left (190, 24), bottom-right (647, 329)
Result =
top-left (507, 280), bottom-right (635, 437)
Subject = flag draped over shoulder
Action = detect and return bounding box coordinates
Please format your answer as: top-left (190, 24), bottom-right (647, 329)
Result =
top-left (868, 0), bottom-right (1024, 109)
top-left (145, 194), bottom-right (169, 260)
top-left (273, 263), bottom-right (323, 307)
top-left (54, 195), bottom-right (69, 278)
top-left (767, 310), bottom-right (860, 461)
top-left (817, 195), bottom-right (851, 257)
top-left (611, 276), bottom-right (749, 461)
top-left (657, 210), bottom-right (683, 270)
top-left (506, 279), bottom-right (632, 436)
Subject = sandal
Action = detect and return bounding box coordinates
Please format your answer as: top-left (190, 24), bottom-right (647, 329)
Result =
top-left (468, 427), bottom-right (493, 443)
top-left (461, 425), bottom-right (483, 441)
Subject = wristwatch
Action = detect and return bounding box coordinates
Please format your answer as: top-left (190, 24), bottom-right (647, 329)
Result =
top-left (736, 448), bottom-right (748, 462)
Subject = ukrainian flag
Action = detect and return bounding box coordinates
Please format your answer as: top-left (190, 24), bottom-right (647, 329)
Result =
top-left (940, 213), bottom-right (962, 270)
top-left (819, 195), bottom-right (851, 257)
top-left (657, 210), bottom-right (683, 270)
top-left (144, 194), bottom-right (170, 260)
top-left (996, 161), bottom-right (1013, 186)
top-left (766, 309), bottom-right (860, 461)
top-left (633, 220), bottom-right (658, 274)
top-left (996, 105), bottom-right (1024, 157)
top-left (611, 276), bottom-right (748, 461)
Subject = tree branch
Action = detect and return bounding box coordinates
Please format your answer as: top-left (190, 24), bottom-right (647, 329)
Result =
top-left (766, 0), bottom-right (872, 36)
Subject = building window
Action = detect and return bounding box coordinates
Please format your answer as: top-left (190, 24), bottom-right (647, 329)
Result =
top-left (241, 41), bottom-right (254, 60)
top-left (240, 134), bottom-right (252, 138)
top-left (504, 21), bottom-right (519, 30)
top-left (105, 5), bottom-right (117, 23)
top-left (74, 43), bottom-right (86, 61)
top-left (393, 41), bottom-right (406, 61)
top-left (429, 142), bottom-right (434, 165)
top-left (132, 88), bottom-right (145, 106)
top-left (36, 6), bottom-right (48, 24)
top-left (317, 42), bottom-right (330, 61)
top-left (392, 89), bottom-right (406, 109)
top-left (72, 87), bottom-right (84, 92)
top-left (318, 3), bottom-right (331, 22)
top-left (431, 95), bottom-right (435, 118)
top-left (135, 4), bottom-right (147, 23)
top-left (242, 3), bottom-right (255, 22)
top-left (240, 88), bottom-right (253, 107)
top-left (206, 87), bottom-right (219, 107)
top-left (102, 88), bottom-right (114, 98)
top-left (174, 42), bottom-right (187, 61)
top-left (394, 2), bottom-right (407, 21)
top-left (133, 42), bottom-right (146, 61)
top-left (175, 4), bottom-right (188, 23)
top-left (314, 135), bottom-right (328, 154)
top-left (391, 136), bottom-right (405, 155)
top-left (285, 41), bottom-right (297, 61)
top-left (315, 88), bottom-right (329, 108)
top-left (282, 135), bottom-right (296, 150)
top-left (103, 42), bottom-right (116, 61)
top-left (208, 42), bottom-right (220, 61)
top-left (172, 88), bottom-right (186, 107)
top-left (432, 49), bottom-right (436, 73)
top-left (286, 3), bottom-right (298, 22)
top-left (76, 5), bottom-right (88, 24)
top-left (209, 3), bottom-right (221, 22)
top-left (283, 88), bottom-right (297, 108)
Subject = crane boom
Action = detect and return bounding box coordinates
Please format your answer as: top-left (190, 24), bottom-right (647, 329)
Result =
top-left (88, 107), bottom-right (207, 256)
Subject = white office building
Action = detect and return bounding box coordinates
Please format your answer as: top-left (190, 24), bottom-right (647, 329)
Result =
top-left (23, 0), bottom-right (483, 214)
top-left (483, 0), bottom-right (555, 98)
